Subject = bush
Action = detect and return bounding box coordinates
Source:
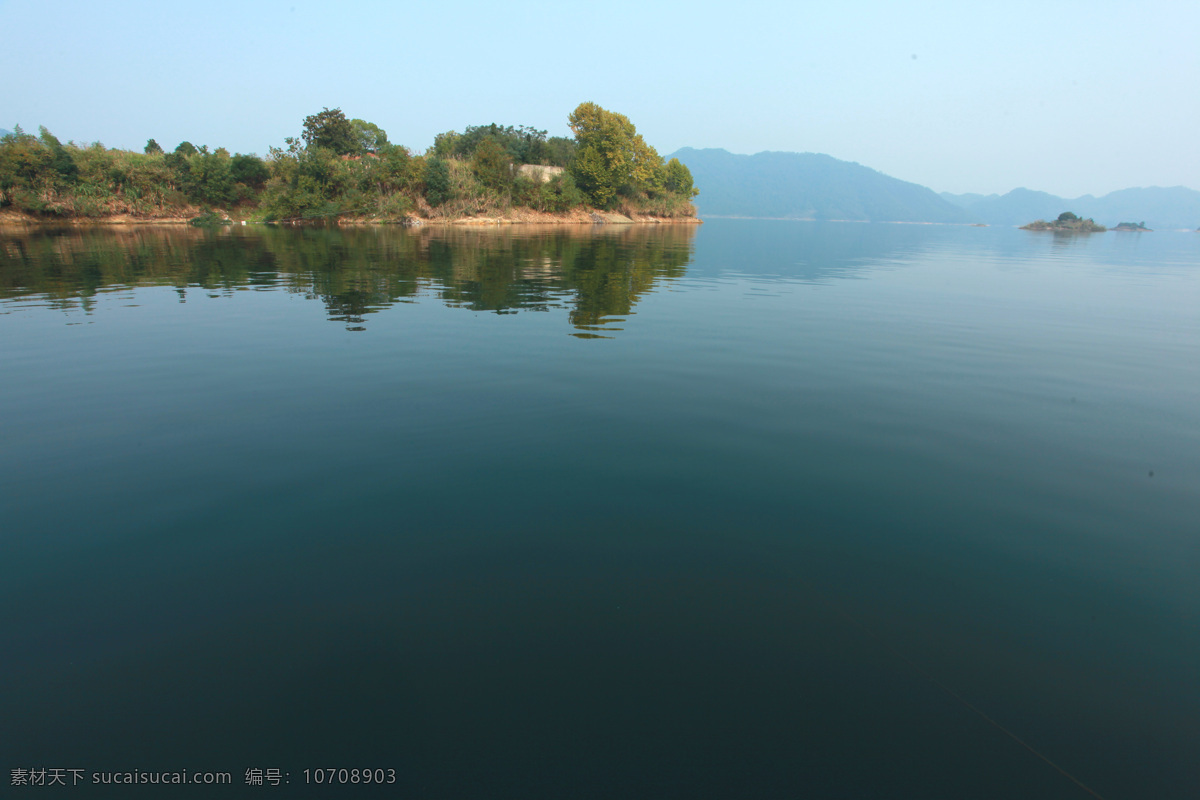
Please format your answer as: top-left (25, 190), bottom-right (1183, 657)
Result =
top-left (0, 126), bottom-right (51, 192)
top-left (424, 158), bottom-right (451, 206)
top-left (230, 154), bottom-right (269, 189)
top-left (189, 210), bottom-right (230, 227)
top-left (185, 150), bottom-right (234, 206)
top-left (378, 145), bottom-right (418, 193)
top-left (471, 138), bottom-right (512, 192)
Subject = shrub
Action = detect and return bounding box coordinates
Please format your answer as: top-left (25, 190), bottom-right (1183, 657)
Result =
top-left (185, 150), bottom-right (235, 206)
top-left (230, 154), bottom-right (269, 189)
top-left (424, 158), bottom-right (451, 206)
top-left (471, 137), bottom-right (512, 193)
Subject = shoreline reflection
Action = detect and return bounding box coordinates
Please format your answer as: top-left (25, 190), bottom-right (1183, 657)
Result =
top-left (0, 224), bottom-right (697, 335)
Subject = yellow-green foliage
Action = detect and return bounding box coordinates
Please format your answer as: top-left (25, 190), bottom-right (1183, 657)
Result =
top-left (567, 102), bottom-right (694, 211)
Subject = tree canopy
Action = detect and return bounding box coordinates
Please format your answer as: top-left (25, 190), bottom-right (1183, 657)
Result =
top-left (350, 119), bottom-right (388, 154)
top-left (568, 102), bottom-right (666, 208)
top-left (432, 123), bottom-right (574, 167)
top-left (302, 108), bottom-right (359, 156)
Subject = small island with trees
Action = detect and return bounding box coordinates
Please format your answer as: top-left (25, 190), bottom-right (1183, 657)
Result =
top-left (1112, 221), bottom-right (1151, 231)
top-left (1021, 212), bottom-right (1106, 232)
top-left (0, 103), bottom-right (699, 226)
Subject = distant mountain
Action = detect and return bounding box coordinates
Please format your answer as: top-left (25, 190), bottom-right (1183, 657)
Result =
top-left (941, 186), bottom-right (1200, 230)
top-left (668, 148), bottom-right (975, 224)
top-left (0, 128), bottom-right (11, 139)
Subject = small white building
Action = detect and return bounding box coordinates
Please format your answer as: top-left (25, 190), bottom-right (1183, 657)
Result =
top-left (517, 164), bottom-right (565, 183)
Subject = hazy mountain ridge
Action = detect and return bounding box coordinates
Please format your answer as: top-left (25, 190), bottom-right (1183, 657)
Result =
top-left (665, 146), bottom-right (1198, 229)
top-left (668, 148), bottom-right (975, 224)
top-left (941, 186), bottom-right (1200, 230)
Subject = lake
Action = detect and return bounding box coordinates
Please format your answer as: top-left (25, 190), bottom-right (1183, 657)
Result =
top-left (1, 220), bottom-right (1197, 798)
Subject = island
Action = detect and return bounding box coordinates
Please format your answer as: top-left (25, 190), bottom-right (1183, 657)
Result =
top-left (1112, 221), bottom-right (1151, 231)
top-left (0, 103), bottom-right (700, 226)
top-left (1021, 212), bottom-right (1106, 232)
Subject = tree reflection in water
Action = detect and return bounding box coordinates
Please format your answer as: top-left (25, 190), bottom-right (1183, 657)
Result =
top-left (0, 224), bottom-right (696, 336)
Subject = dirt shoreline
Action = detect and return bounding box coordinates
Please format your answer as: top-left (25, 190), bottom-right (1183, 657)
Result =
top-left (0, 208), bottom-right (701, 228)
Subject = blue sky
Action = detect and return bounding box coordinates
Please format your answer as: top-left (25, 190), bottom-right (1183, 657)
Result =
top-left (2, 0), bottom-right (1195, 197)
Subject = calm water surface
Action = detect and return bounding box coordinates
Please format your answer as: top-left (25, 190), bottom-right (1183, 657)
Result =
top-left (2, 221), bottom-right (1197, 798)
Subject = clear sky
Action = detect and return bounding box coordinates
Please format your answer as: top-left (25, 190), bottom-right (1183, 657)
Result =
top-left (2, 0), bottom-right (1195, 198)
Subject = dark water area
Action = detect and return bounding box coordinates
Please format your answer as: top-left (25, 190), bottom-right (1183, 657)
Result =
top-left (1, 221), bottom-right (1197, 798)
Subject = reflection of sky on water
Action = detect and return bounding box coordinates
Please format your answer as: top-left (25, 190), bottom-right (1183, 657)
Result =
top-left (1, 219), bottom-right (1198, 799)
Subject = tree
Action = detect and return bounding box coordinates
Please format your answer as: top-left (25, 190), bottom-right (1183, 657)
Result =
top-left (472, 137), bottom-right (511, 192)
top-left (664, 158), bottom-right (698, 198)
top-left (350, 119), bottom-right (388, 154)
top-left (164, 142), bottom-right (196, 184)
top-left (1057, 211), bottom-right (1078, 222)
top-left (144, 139), bottom-right (163, 155)
top-left (424, 158), bottom-right (451, 206)
top-left (567, 102), bottom-right (663, 208)
top-left (39, 127), bottom-right (78, 183)
top-left (430, 123), bottom-right (551, 164)
top-left (230, 154), bottom-right (270, 189)
top-left (0, 125), bottom-right (51, 191)
top-left (180, 149), bottom-right (234, 206)
top-left (378, 144), bottom-right (416, 192)
top-left (301, 108), bottom-right (358, 155)
top-left (543, 136), bottom-right (576, 168)
top-left (431, 130), bottom-right (461, 160)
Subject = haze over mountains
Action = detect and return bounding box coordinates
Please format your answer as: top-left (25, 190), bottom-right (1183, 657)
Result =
top-left (669, 148), bottom-right (973, 224)
top-left (939, 187), bottom-right (1200, 230)
top-left (670, 147), bottom-right (1200, 230)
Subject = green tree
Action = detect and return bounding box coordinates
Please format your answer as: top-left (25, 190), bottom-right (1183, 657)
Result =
top-left (302, 108), bottom-right (359, 155)
top-left (376, 144), bottom-right (414, 191)
top-left (144, 139), bottom-right (163, 155)
top-left (230, 153), bottom-right (270, 189)
top-left (664, 158), bottom-right (698, 198)
top-left (567, 102), bottom-right (662, 208)
top-left (424, 158), bottom-right (451, 206)
top-left (1057, 211), bottom-right (1079, 222)
top-left (429, 123), bottom-right (560, 165)
top-left (431, 130), bottom-right (461, 160)
top-left (39, 127), bottom-right (78, 184)
top-left (472, 137), bottom-right (511, 192)
top-left (349, 119), bottom-right (388, 154)
top-left (0, 125), bottom-right (51, 194)
top-left (185, 149), bottom-right (234, 206)
top-left (544, 136), bottom-right (576, 168)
